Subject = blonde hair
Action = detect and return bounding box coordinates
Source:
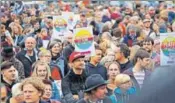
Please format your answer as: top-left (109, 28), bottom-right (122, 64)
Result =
top-left (115, 74), bottom-right (131, 87)
top-left (38, 48), bottom-right (51, 58)
top-left (32, 61), bottom-right (51, 80)
top-left (12, 83), bottom-right (22, 97)
top-left (11, 23), bottom-right (23, 37)
top-left (20, 77), bottom-right (45, 97)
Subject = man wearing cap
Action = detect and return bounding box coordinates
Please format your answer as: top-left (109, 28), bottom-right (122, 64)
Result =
top-left (1, 46), bottom-right (25, 80)
top-left (61, 52), bottom-right (87, 103)
top-left (1, 61), bottom-right (17, 99)
top-left (143, 18), bottom-right (157, 39)
top-left (77, 74), bottom-right (112, 103)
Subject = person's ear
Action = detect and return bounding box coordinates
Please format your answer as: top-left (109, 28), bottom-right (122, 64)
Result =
top-left (38, 91), bottom-right (42, 97)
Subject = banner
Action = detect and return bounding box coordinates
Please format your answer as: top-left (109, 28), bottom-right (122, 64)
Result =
top-left (73, 26), bottom-right (95, 56)
top-left (61, 12), bottom-right (75, 30)
top-left (52, 16), bottom-right (68, 41)
top-left (160, 32), bottom-right (175, 66)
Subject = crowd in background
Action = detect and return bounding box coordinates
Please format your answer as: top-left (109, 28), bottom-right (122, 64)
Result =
top-left (1, 1), bottom-right (175, 103)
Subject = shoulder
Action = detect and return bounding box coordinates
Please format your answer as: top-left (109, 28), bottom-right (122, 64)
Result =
top-left (103, 96), bottom-right (113, 103)
top-left (76, 98), bottom-right (86, 103)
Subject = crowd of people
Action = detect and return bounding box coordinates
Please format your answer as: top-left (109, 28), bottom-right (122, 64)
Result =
top-left (1, 1), bottom-right (175, 103)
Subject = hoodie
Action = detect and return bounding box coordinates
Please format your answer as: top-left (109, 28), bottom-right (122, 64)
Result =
top-left (85, 62), bottom-right (108, 80)
top-left (111, 87), bottom-right (136, 103)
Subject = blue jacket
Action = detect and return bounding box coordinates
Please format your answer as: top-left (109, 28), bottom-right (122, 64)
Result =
top-left (51, 81), bottom-right (61, 101)
top-left (50, 53), bottom-right (69, 77)
top-left (123, 34), bottom-right (138, 47)
top-left (110, 87), bottom-right (136, 103)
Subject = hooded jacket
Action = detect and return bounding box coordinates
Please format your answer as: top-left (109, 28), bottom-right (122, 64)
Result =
top-left (110, 87), bottom-right (136, 103)
top-left (85, 62), bottom-right (108, 80)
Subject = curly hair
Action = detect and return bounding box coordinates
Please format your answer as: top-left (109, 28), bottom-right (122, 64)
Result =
top-left (20, 77), bottom-right (45, 97)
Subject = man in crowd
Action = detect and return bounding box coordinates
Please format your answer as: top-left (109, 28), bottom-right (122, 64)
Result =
top-left (61, 52), bottom-right (87, 103)
top-left (124, 48), bottom-right (152, 89)
top-left (142, 37), bottom-right (160, 70)
top-left (114, 43), bottom-right (133, 73)
top-left (142, 18), bottom-right (157, 39)
top-left (85, 45), bottom-right (108, 80)
top-left (77, 74), bottom-right (112, 103)
top-left (1, 46), bottom-right (25, 80)
top-left (1, 61), bottom-right (17, 99)
top-left (16, 37), bottom-right (38, 77)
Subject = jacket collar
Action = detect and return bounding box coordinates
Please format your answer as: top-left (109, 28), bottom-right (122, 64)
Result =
top-left (23, 49), bottom-right (38, 62)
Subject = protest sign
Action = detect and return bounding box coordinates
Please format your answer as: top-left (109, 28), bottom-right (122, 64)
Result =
top-left (62, 12), bottom-right (75, 30)
top-left (160, 32), bottom-right (175, 66)
top-left (52, 16), bottom-right (68, 40)
top-left (73, 26), bottom-right (95, 56)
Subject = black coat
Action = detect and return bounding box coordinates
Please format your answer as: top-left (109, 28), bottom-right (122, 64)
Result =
top-left (16, 49), bottom-right (38, 77)
top-left (61, 69), bottom-right (87, 103)
top-left (129, 65), bottom-right (175, 103)
top-left (62, 44), bottom-right (74, 61)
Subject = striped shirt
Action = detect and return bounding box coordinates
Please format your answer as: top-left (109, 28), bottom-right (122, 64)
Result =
top-left (133, 70), bottom-right (145, 88)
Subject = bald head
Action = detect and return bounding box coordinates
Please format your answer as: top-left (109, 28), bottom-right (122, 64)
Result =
top-left (25, 37), bottom-right (36, 51)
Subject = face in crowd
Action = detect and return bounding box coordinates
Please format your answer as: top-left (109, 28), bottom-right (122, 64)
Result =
top-left (72, 57), bottom-right (85, 70)
top-left (2, 65), bottom-right (16, 82)
top-left (138, 57), bottom-right (151, 69)
top-left (51, 42), bottom-right (62, 55)
top-left (25, 37), bottom-right (36, 51)
top-left (23, 84), bottom-right (42, 103)
top-left (92, 85), bottom-right (108, 100)
top-left (108, 62), bottom-right (120, 80)
top-left (42, 84), bottom-right (52, 100)
top-left (142, 41), bottom-right (153, 53)
top-left (36, 65), bottom-right (48, 80)
top-left (91, 49), bottom-right (103, 63)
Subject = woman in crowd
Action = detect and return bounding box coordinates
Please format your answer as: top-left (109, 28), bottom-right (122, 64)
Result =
top-left (41, 79), bottom-right (61, 103)
top-left (9, 83), bottom-right (24, 103)
top-left (20, 77), bottom-right (47, 103)
top-left (32, 61), bottom-right (61, 101)
top-left (11, 23), bottom-right (24, 47)
top-left (106, 61), bottom-right (121, 96)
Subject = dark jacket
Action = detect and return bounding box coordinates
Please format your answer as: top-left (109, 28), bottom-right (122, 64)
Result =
top-left (123, 34), bottom-right (139, 47)
top-left (85, 62), bottom-right (108, 80)
top-left (1, 76), bottom-right (16, 99)
top-left (119, 60), bottom-right (133, 73)
top-left (77, 97), bottom-right (113, 103)
top-left (61, 69), bottom-right (87, 103)
top-left (16, 49), bottom-right (38, 77)
top-left (62, 44), bottom-right (74, 61)
top-left (129, 66), bottom-right (175, 103)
